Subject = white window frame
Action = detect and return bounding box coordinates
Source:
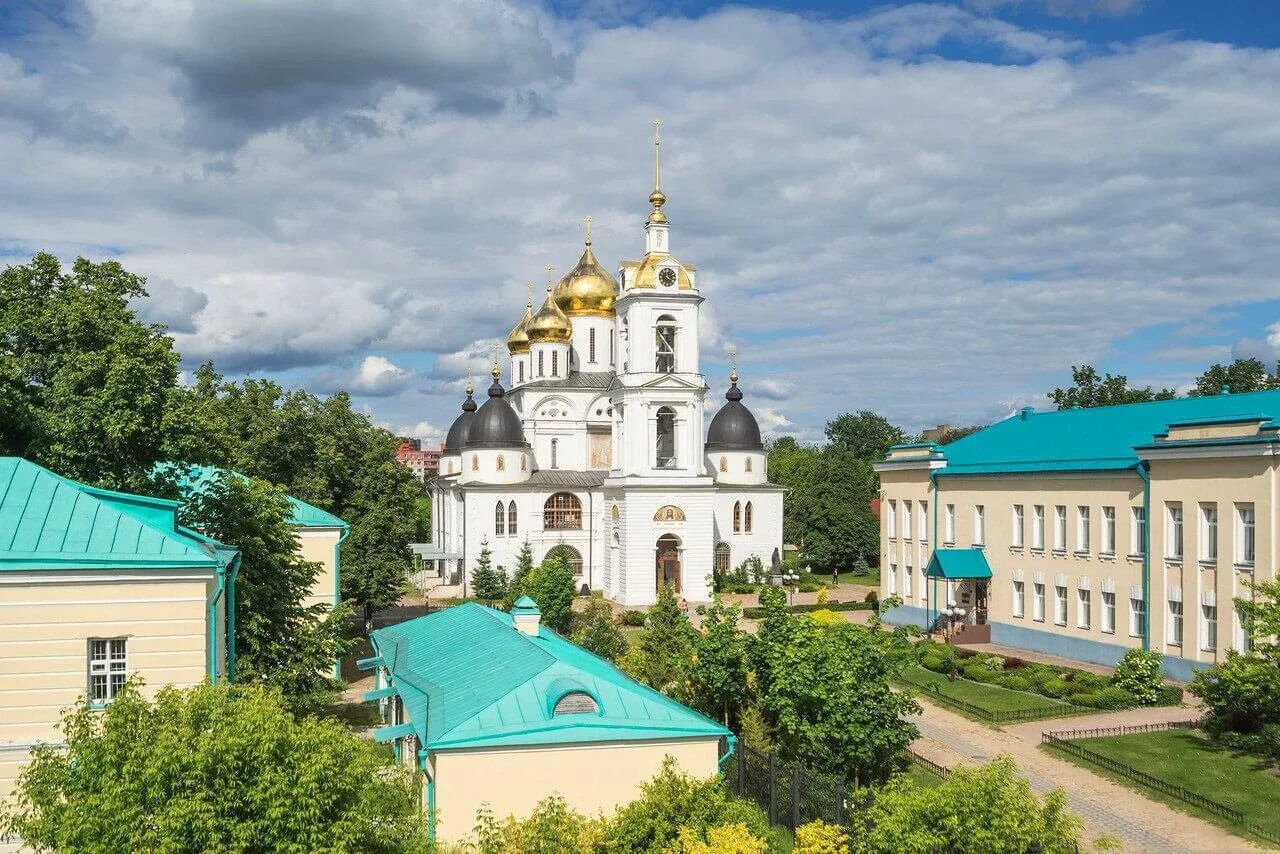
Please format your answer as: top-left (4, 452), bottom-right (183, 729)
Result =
top-left (1012, 505), bottom-right (1024, 548)
top-left (1101, 591), bottom-right (1116, 634)
top-left (1053, 505), bottom-right (1067, 552)
top-left (1102, 506), bottom-right (1116, 555)
top-left (903, 556), bottom-right (913, 597)
top-left (1129, 596), bottom-right (1145, 638)
top-left (1032, 505), bottom-right (1045, 550)
top-left (1054, 585), bottom-right (1068, 626)
top-left (1033, 583), bottom-right (1045, 622)
top-left (944, 504), bottom-right (956, 544)
top-left (1131, 506), bottom-right (1146, 556)
top-left (1168, 599), bottom-right (1183, 646)
top-left (887, 500), bottom-right (897, 540)
top-left (1199, 503), bottom-right (1218, 562)
top-left (1166, 502), bottom-right (1183, 561)
top-left (88, 637), bottom-right (128, 703)
top-left (1012, 580), bottom-right (1025, 618)
top-left (903, 501), bottom-right (913, 541)
top-left (1201, 604), bottom-right (1218, 651)
top-left (1236, 503), bottom-right (1255, 566)
top-left (973, 505), bottom-right (985, 546)
top-left (1234, 605), bottom-right (1249, 654)
top-left (1077, 588), bottom-right (1091, 629)
top-left (1076, 506), bottom-right (1090, 554)
top-left (888, 562), bottom-right (898, 595)
top-left (919, 501), bottom-right (929, 543)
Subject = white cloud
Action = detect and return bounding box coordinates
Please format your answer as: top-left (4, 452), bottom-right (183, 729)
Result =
top-left (397, 419), bottom-right (446, 445)
top-left (311, 355), bottom-right (416, 396)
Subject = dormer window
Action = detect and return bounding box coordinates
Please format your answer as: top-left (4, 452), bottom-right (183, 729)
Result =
top-left (552, 691), bottom-right (599, 715)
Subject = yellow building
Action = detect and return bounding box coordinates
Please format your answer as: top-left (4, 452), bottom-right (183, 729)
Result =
top-left (876, 390), bottom-right (1278, 680)
top-left (363, 598), bottom-right (731, 843)
top-left (0, 458), bottom-right (240, 801)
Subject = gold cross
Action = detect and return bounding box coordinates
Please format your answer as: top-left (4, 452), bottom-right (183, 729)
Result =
top-left (583, 215), bottom-right (593, 244)
top-left (525, 281), bottom-right (533, 307)
top-left (545, 264), bottom-right (555, 289)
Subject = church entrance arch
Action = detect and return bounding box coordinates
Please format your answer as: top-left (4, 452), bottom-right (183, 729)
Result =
top-left (656, 534), bottom-right (681, 594)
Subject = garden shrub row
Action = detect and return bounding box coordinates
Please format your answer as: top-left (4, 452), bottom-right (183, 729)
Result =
top-left (915, 641), bottom-right (1183, 711)
top-left (741, 600), bottom-right (874, 619)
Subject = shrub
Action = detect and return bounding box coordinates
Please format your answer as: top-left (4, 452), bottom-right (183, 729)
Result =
top-left (672, 823), bottom-right (768, 854)
top-left (798, 582), bottom-right (822, 593)
top-left (473, 795), bottom-right (604, 853)
top-left (1111, 648), bottom-right (1164, 706)
top-left (815, 587), bottom-right (829, 606)
top-left (922, 656), bottom-right (948, 674)
top-left (1001, 656), bottom-right (1028, 671)
top-left (1192, 653), bottom-right (1280, 735)
top-left (980, 654), bottom-right (1005, 671)
top-left (1040, 679), bottom-right (1069, 699)
top-left (1155, 685), bottom-right (1184, 706)
top-left (621, 610), bottom-right (647, 627)
top-left (1216, 724), bottom-right (1280, 762)
top-left (795, 819), bottom-right (849, 854)
top-left (955, 647), bottom-right (978, 659)
top-left (1000, 675), bottom-right (1031, 692)
top-left (1091, 686), bottom-right (1137, 710)
top-left (963, 664), bottom-right (999, 684)
top-left (810, 609), bottom-right (844, 627)
top-left (864, 590), bottom-right (879, 608)
top-left (1069, 672), bottom-right (1108, 693)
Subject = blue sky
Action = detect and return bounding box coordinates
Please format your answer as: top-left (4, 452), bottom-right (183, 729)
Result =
top-left (2, 0), bottom-right (1279, 442)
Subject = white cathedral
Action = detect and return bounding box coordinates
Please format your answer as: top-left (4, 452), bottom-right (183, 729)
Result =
top-left (426, 130), bottom-right (784, 607)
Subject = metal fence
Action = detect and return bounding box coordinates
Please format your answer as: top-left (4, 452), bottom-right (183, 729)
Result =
top-left (725, 744), bottom-right (853, 830)
top-left (899, 671), bottom-right (1095, 723)
top-left (905, 748), bottom-right (952, 780)
top-left (1042, 723), bottom-right (1280, 845)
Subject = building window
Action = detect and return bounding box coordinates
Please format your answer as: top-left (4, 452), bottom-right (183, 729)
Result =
top-left (919, 501), bottom-right (928, 542)
top-left (1168, 599), bottom-right (1183, 646)
top-left (655, 406), bottom-right (676, 468)
top-left (538, 351), bottom-right (545, 377)
top-left (1077, 506), bottom-right (1090, 553)
top-left (974, 505), bottom-right (985, 546)
top-left (1236, 503), bottom-right (1255, 565)
top-left (88, 638), bottom-right (127, 702)
top-left (550, 438), bottom-right (558, 469)
top-left (543, 492), bottom-right (582, 530)
top-left (1012, 580), bottom-right (1025, 617)
top-left (1199, 503), bottom-right (1218, 562)
top-left (1130, 507), bottom-right (1146, 556)
top-left (715, 543), bottom-right (731, 576)
top-left (521, 456), bottom-right (527, 471)
top-left (471, 455), bottom-right (478, 472)
top-left (887, 500), bottom-right (897, 539)
top-left (1201, 604), bottom-right (1218, 651)
top-left (719, 456), bottom-right (727, 472)
top-left (655, 315), bottom-right (677, 373)
top-left (1102, 506), bottom-right (1116, 555)
top-left (733, 501), bottom-right (742, 533)
top-left (609, 334), bottom-right (614, 365)
top-left (1055, 585), bottom-right (1068, 626)
top-left (518, 361), bottom-right (525, 383)
top-left (495, 501), bottom-right (506, 536)
top-left (1129, 596), bottom-right (1145, 638)
top-left (1032, 505), bottom-right (1045, 550)
top-left (888, 562), bottom-right (898, 595)
top-left (903, 502), bottom-right (913, 541)
top-left (1234, 605), bottom-right (1249, 654)
top-left (508, 501), bottom-right (518, 535)
top-left (745, 457), bottom-right (753, 473)
top-left (553, 691), bottom-right (599, 715)
top-left (551, 350), bottom-right (558, 377)
top-left (545, 544), bottom-right (583, 576)
top-left (1166, 503), bottom-right (1183, 561)
top-left (903, 557), bottom-right (912, 597)
top-left (921, 565), bottom-right (929, 601)
top-left (589, 328), bottom-right (596, 363)
top-left (945, 504), bottom-right (955, 544)
top-left (1077, 589), bottom-right (1091, 629)
top-left (1032, 583), bottom-right (1045, 622)
top-left (1053, 505), bottom-right (1067, 551)
top-left (744, 501), bottom-right (753, 533)
top-left (1102, 591), bottom-right (1116, 634)
top-left (496, 454), bottom-right (505, 472)
top-left (1012, 505), bottom-right (1024, 548)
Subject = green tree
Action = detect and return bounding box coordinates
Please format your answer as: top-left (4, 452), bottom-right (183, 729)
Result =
top-left (520, 555), bottom-right (576, 633)
top-left (570, 598), bottom-right (628, 663)
top-left (1192, 578), bottom-right (1280, 736)
top-left (172, 470), bottom-right (351, 707)
top-left (1189, 358), bottom-right (1280, 396)
top-left (802, 447), bottom-right (879, 572)
top-left (414, 495), bottom-right (432, 542)
top-left (933, 424), bottom-right (983, 444)
top-left (691, 597), bottom-right (750, 726)
top-left (824, 410), bottom-right (908, 461)
top-left (848, 757), bottom-right (1082, 853)
top-left (1050, 364), bottom-right (1175, 410)
top-left (0, 681), bottom-right (428, 852)
top-left (1110, 648), bottom-right (1164, 706)
top-left (0, 253), bottom-right (179, 490)
top-left (471, 545), bottom-right (509, 601)
top-left (625, 583), bottom-right (698, 699)
top-left (767, 437), bottom-right (822, 548)
top-left (512, 539), bottom-right (535, 582)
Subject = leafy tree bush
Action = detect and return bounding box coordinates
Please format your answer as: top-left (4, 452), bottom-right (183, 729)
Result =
top-left (1075, 687), bottom-right (1136, 710)
top-left (470, 545), bottom-right (509, 601)
top-left (622, 583), bottom-right (697, 700)
top-left (620, 610), bottom-right (647, 627)
top-left (1111, 648), bottom-right (1164, 705)
top-left (472, 795), bottom-right (605, 853)
top-left (1193, 652), bottom-right (1280, 735)
top-left (1156, 684), bottom-right (1184, 706)
top-left (795, 819), bottom-right (849, 854)
top-left (671, 823), bottom-right (768, 854)
top-left (847, 756), bottom-right (1082, 853)
top-left (571, 598), bottom-right (628, 663)
top-left (518, 555), bottom-right (576, 633)
top-left (1000, 675), bottom-right (1031, 692)
top-left (1040, 678), bottom-right (1069, 699)
top-left (0, 681), bottom-right (428, 851)
top-left (690, 597), bottom-right (750, 725)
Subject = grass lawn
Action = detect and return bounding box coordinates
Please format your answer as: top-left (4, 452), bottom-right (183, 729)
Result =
top-left (834, 566), bottom-right (881, 588)
top-left (1046, 729), bottom-right (1280, 845)
top-left (898, 666), bottom-right (1082, 722)
top-left (901, 763), bottom-right (946, 789)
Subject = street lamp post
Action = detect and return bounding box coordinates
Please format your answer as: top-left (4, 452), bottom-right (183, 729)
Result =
top-left (783, 572), bottom-right (799, 606)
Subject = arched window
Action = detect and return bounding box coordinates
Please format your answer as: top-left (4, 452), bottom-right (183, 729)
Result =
top-left (545, 544), bottom-right (583, 575)
top-left (497, 454), bottom-right (506, 472)
top-left (719, 456), bottom-right (727, 473)
top-left (655, 315), bottom-right (676, 373)
top-left (543, 493), bottom-right (582, 530)
top-left (745, 457), bottom-right (753, 472)
top-left (471, 455), bottom-right (478, 471)
top-left (733, 501), bottom-right (742, 533)
top-left (745, 501), bottom-right (754, 533)
top-left (553, 690), bottom-right (598, 715)
top-left (495, 501), bottom-right (505, 536)
top-left (656, 406), bottom-right (676, 469)
top-left (715, 542), bottom-right (731, 576)
top-left (550, 438), bottom-right (558, 469)
top-left (508, 501), bottom-right (518, 535)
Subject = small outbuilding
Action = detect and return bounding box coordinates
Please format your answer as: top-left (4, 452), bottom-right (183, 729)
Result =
top-left (363, 598), bottom-right (732, 842)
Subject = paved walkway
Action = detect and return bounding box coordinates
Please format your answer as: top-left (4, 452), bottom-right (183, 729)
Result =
top-left (910, 698), bottom-right (1260, 853)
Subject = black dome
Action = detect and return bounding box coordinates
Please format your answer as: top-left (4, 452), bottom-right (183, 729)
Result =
top-left (706, 379), bottom-right (763, 451)
top-left (443, 387), bottom-right (478, 453)
top-left (466, 377), bottom-right (528, 448)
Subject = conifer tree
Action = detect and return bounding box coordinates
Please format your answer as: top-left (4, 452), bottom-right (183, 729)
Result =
top-left (470, 545), bottom-right (508, 602)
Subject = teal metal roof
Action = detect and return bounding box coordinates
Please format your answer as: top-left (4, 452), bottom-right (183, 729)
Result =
top-left (930, 390), bottom-right (1280, 476)
top-left (155, 462), bottom-right (348, 529)
top-left (926, 548), bottom-right (993, 579)
top-left (370, 603), bottom-right (730, 751)
top-left (0, 457), bottom-right (231, 572)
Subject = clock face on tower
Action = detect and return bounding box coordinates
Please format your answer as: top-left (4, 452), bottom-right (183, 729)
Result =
top-left (658, 267), bottom-right (676, 287)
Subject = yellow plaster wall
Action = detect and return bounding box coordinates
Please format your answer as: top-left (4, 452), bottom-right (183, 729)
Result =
top-left (295, 528), bottom-right (342, 609)
top-left (429, 737), bottom-right (720, 843)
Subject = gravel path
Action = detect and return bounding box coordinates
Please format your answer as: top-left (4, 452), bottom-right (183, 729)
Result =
top-left (910, 698), bottom-right (1261, 853)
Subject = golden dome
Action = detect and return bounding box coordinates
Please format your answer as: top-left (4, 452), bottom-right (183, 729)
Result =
top-left (506, 292), bottom-right (533, 354)
top-left (554, 240), bottom-right (617, 317)
top-left (526, 285), bottom-right (573, 344)
top-left (621, 252), bottom-right (695, 289)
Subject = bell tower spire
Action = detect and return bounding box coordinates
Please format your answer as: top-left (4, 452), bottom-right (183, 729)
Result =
top-left (645, 118), bottom-right (670, 255)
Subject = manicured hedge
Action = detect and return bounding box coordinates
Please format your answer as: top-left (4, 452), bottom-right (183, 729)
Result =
top-left (740, 600), bottom-right (874, 619)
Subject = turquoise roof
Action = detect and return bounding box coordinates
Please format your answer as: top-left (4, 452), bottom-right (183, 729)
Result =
top-left (155, 462), bottom-right (348, 529)
top-left (0, 457), bottom-right (232, 572)
top-left (370, 603), bottom-right (730, 751)
top-left (926, 548), bottom-right (992, 579)
top-left (931, 390), bottom-right (1280, 476)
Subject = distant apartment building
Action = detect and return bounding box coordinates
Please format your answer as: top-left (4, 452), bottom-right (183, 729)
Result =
top-left (397, 437), bottom-right (442, 481)
top-left (876, 390), bottom-right (1278, 681)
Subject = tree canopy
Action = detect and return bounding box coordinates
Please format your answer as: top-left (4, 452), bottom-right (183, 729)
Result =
top-left (1188, 358), bottom-right (1280, 397)
top-left (1050, 364), bottom-right (1176, 410)
top-left (824, 410), bottom-right (907, 460)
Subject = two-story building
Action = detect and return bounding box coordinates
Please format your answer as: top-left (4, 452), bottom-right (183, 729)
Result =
top-left (876, 390), bottom-right (1278, 680)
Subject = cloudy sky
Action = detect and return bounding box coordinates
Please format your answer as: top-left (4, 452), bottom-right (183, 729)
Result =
top-left (4, 0), bottom-right (1280, 445)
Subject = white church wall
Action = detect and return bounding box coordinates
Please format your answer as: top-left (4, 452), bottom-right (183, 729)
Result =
top-left (713, 490), bottom-right (784, 575)
top-left (614, 488), bottom-right (715, 607)
top-left (458, 448), bottom-right (532, 486)
top-left (569, 316), bottom-right (617, 372)
top-left (707, 451), bottom-right (767, 485)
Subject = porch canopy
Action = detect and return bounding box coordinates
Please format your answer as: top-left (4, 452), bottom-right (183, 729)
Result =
top-left (925, 548), bottom-right (992, 579)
